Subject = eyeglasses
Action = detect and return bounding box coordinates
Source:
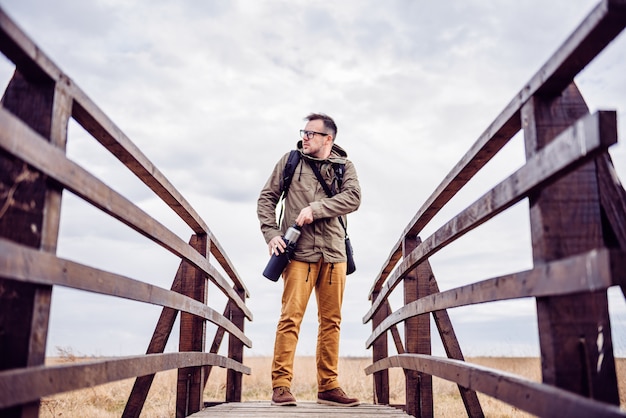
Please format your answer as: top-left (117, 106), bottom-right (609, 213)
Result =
top-left (299, 130), bottom-right (328, 140)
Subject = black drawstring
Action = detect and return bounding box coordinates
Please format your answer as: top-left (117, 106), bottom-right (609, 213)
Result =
top-left (305, 263), bottom-right (311, 282)
top-left (329, 263), bottom-right (334, 285)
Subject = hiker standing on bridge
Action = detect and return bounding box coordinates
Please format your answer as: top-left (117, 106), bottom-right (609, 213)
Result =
top-left (257, 113), bottom-right (361, 407)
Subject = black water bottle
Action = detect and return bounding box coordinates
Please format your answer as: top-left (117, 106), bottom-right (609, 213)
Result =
top-left (263, 224), bottom-right (301, 281)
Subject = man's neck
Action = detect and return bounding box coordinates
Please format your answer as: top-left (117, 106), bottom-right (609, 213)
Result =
top-left (312, 145), bottom-right (332, 160)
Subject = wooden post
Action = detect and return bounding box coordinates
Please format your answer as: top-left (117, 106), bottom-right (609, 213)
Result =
top-left (522, 83), bottom-right (619, 404)
top-left (176, 234), bottom-right (208, 417)
top-left (123, 239), bottom-right (189, 418)
top-left (226, 287), bottom-right (245, 402)
top-left (403, 235), bottom-right (432, 417)
top-left (0, 70), bottom-right (69, 418)
top-left (428, 269), bottom-right (484, 417)
top-left (596, 153), bottom-right (626, 250)
top-left (596, 153), bottom-right (626, 298)
top-left (371, 290), bottom-right (389, 405)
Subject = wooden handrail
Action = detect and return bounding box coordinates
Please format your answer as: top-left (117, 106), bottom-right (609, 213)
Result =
top-left (0, 238), bottom-right (252, 347)
top-left (0, 6), bottom-right (253, 416)
top-left (0, 6), bottom-right (249, 297)
top-left (364, 2), bottom-right (626, 415)
top-left (366, 248), bottom-right (623, 348)
top-left (369, 0), bottom-right (626, 299)
top-left (0, 352), bottom-right (250, 410)
top-left (0, 106), bottom-right (252, 319)
top-left (365, 355), bottom-right (625, 418)
top-left (364, 110), bottom-right (617, 322)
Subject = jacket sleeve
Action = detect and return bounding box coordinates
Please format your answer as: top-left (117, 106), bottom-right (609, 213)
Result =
top-left (257, 153), bottom-right (290, 243)
top-left (309, 159), bottom-right (361, 220)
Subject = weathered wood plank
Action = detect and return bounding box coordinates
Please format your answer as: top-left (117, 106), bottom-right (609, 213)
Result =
top-left (417, 236), bottom-right (484, 418)
top-left (0, 6), bottom-right (199, 238)
top-left (524, 84), bottom-right (619, 403)
top-left (387, 301), bottom-right (405, 355)
top-left (71, 85), bottom-right (209, 236)
top-left (226, 287), bottom-right (246, 403)
top-left (366, 355), bottom-right (626, 418)
top-left (0, 7), bottom-right (248, 298)
top-left (369, 0), bottom-right (626, 298)
top-left (190, 401), bottom-right (411, 417)
top-left (0, 106), bottom-right (252, 319)
top-left (0, 353), bottom-right (250, 409)
top-left (40, 79), bottom-right (71, 253)
top-left (402, 236), bottom-right (432, 417)
top-left (0, 69), bottom-right (59, 418)
top-left (0, 7), bottom-right (59, 82)
top-left (364, 111), bottom-right (617, 324)
top-left (177, 235), bottom-right (209, 417)
top-left (370, 291), bottom-right (389, 405)
top-left (597, 152), bottom-right (626, 249)
top-left (122, 255), bottom-right (184, 418)
top-left (0, 237), bottom-right (251, 347)
top-left (69, 64), bottom-right (248, 299)
top-left (366, 248), bottom-right (622, 348)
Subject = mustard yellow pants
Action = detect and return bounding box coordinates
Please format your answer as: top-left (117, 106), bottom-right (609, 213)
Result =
top-left (271, 259), bottom-right (346, 392)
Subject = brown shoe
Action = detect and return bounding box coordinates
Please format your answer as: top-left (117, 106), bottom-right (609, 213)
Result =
top-left (317, 387), bottom-right (360, 407)
top-left (272, 386), bottom-right (297, 406)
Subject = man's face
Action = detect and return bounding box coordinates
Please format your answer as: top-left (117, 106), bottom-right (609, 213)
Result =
top-left (301, 119), bottom-right (330, 158)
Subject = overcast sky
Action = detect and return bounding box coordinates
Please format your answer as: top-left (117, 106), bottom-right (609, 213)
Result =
top-left (0, 0), bottom-right (625, 360)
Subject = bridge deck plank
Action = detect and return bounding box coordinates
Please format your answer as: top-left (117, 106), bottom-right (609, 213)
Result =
top-left (189, 401), bottom-right (410, 417)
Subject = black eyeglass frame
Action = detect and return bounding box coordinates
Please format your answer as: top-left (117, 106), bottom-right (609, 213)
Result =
top-left (299, 130), bottom-right (329, 140)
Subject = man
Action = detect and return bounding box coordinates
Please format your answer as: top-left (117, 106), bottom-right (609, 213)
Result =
top-left (257, 113), bottom-right (361, 407)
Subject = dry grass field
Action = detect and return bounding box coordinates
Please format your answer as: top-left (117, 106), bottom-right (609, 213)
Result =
top-left (40, 356), bottom-right (626, 417)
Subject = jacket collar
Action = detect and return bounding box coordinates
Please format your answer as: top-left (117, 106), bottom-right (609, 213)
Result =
top-left (296, 140), bottom-right (348, 164)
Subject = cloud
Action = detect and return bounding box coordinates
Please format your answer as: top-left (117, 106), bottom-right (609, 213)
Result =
top-left (0, 0), bottom-right (624, 360)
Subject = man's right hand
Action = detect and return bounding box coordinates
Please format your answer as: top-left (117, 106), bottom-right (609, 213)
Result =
top-left (268, 236), bottom-right (286, 256)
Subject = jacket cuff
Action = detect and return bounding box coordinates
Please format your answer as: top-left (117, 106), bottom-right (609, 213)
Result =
top-left (264, 229), bottom-right (282, 243)
top-left (310, 201), bottom-right (323, 219)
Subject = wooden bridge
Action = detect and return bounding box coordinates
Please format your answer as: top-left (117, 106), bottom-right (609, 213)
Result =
top-left (1, 1), bottom-right (626, 417)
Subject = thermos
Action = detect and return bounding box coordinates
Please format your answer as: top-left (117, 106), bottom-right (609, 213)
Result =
top-left (263, 224), bottom-right (301, 281)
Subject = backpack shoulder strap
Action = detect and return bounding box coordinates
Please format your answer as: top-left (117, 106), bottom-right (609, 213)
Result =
top-left (306, 159), bottom-right (349, 234)
top-left (280, 150), bottom-right (301, 197)
top-left (331, 162), bottom-right (345, 193)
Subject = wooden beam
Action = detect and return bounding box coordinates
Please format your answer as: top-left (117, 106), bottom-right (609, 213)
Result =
top-left (402, 235), bottom-right (432, 417)
top-left (366, 248), bottom-right (621, 348)
top-left (0, 352), bottom-right (250, 410)
top-left (226, 287), bottom-right (246, 402)
top-left (177, 235), bottom-right (208, 417)
top-left (597, 153), bottom-right (626, 297)
top-left (0, 237), bottom-right (251, 347)
top-left (371, 290), bottom-right (389, 405)
top-left (412, 235), bottom-right (484, 418)
top-left (0, 70), bottom-right (59, 418)
top-left (369, 0), bottom-right (626, 299)
top-left (597, 153), bottom-right (626, 249)
top-left (0, 106), bottom-right (251, 319)
top-left (122, 239), bottom-right (188, 418)
top-left (365, 354), bottom-right (626, 418)
top-left (387, 301), bottom-right (405, 355)
top-left (523, 83), bottom-right (618, 403)
top-left (0, 8), bottom-right (59, 83)
top-left (364, 110), bottom-right (617, 324)
top-left (0, 7), bottom-right (249, 298)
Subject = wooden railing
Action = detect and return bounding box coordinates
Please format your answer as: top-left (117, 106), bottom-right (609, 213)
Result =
top-left (363, 1), bottom-right (626, 417)
top-left (0, 6), bottom-right (251, 418)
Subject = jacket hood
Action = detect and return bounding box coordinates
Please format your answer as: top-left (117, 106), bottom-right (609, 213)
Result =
top-left (296, 140), bottom-right (348, 164)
